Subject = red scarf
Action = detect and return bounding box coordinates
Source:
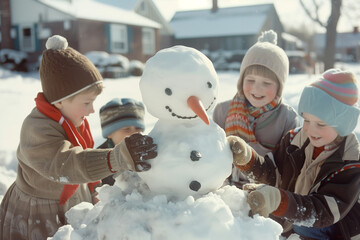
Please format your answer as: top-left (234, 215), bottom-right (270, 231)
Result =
top-left (35, 92), bottom-right (100, 205)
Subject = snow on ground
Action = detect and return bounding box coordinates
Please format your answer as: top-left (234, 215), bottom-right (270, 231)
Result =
top-left (0, 62), bottom-right (360, 239)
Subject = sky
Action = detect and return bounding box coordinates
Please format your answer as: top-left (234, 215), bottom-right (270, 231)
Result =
top-left (1, 60), bottom-right (360, 239)
top-left (153, 0), bottom-right (358, 33)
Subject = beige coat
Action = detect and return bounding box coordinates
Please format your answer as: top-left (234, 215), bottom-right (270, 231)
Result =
top-left (0, 108), bottom-right (132, 240)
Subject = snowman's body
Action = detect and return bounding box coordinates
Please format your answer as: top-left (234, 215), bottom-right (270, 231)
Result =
top-left (139, 119), bottom-right (232, 199)
top-left (138, 45), bottom-right (233, 200)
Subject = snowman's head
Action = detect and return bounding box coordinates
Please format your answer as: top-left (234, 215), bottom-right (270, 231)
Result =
top-left (140, 46), bottom-right (218, 124)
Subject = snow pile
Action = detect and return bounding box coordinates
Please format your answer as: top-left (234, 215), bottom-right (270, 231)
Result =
top-left (50, 171), bottom-right (282, 240)
top-left (0, 49), bottom-right (28, 64)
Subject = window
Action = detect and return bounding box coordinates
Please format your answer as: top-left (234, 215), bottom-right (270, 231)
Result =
top-left (110, 24), bottom-right (128, 53)
top-left (19, 25), bottom-right (35, 52)
top-left (64, 20), bottom-right (71, 30)
top-left (142, 28), bottom-right (155, 55)
top-left (139, 1), bottom-right (148, 15)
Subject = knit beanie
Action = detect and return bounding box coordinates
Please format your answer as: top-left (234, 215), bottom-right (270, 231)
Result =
top-left (238, 30), bottom-right (289, 97)
top-left (298, 68), bottom-right (360, 136)
top-left (100, 98), bottom-right (145, 138)
top-left (39, 35), bottom-right (103, 104)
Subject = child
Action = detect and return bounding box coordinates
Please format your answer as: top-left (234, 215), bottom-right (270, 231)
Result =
top-left (213, 30), bottom-right (300, 187)
top-left (228, 69), bottom-right (360, 239)
top-left (0, 35), bottom-right (157, 240)
top-left (98, 98), bottom-right (145, 185)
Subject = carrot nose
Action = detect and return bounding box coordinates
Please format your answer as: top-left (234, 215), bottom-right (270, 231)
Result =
top-left (187, 96), bottom-right (209, 125)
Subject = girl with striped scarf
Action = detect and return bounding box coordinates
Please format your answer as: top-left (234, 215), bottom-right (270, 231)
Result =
top-left (213, 30), bottom-right (300, 187)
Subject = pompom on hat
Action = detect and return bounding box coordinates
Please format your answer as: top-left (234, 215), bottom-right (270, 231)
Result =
top-left (238, 30), bottom-right (289, 97)
top-left (39, 35), bottom-right (103, 104)
top-left (298, 68), bottom-right (360, 136)
top-left (100, 98), bottom-right (145, 138)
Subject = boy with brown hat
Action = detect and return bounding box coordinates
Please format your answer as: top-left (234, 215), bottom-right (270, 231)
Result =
top-left (0, 35), bottom-right (157, 240)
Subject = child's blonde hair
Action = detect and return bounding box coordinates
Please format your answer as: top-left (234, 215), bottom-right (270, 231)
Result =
top-left (243, 65), bottom-right (279, 83)
top-left (240, 65), bottom-right (280, 95)
top-left (67, 82), bottom-right (104, 102)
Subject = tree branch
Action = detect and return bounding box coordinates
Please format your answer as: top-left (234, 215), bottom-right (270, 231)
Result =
top-left (299, 0), bottom-right (326, 28)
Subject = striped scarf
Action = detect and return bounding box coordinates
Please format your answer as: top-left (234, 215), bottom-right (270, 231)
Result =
top-left (35, 92), bottom-right (100, 205)
top-left (225, 93), bottom-right (280, 142)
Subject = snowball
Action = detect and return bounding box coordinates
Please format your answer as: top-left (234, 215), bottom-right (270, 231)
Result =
top-left (46, 35), bottom-right (68, 50)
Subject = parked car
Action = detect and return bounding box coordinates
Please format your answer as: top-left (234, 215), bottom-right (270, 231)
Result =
top-left (0, 49), bottom-right (28, 72)
top-left (85, 51), bottom-right (130, 78)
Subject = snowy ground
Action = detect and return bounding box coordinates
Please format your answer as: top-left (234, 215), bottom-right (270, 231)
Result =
top-left (1, 63), bottom-right (360, 239)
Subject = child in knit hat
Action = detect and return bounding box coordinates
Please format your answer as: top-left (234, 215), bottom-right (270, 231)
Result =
top-left (213, 30), bottom-right (300, 187)
top-left (227, 68), bottom-right (360, 239)
top-left (98, 98), bottom-right (146, 185)
top-left (0, 35), bottom-right (157, 240)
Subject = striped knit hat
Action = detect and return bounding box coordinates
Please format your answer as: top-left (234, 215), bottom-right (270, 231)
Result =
top-left (298, 68), bottom-right (360, 136)
top-left (100, 98), bottom-right (145, 138)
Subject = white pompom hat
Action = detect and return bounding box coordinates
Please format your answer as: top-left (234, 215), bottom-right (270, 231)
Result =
top-left (238, 30), bottom-right (289, 97)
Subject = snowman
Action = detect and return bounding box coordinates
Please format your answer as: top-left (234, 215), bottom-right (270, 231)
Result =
top-left (138, 46), bottom-right (233, 200)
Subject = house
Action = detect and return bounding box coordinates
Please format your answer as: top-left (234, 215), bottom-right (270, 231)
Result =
top-left (313, 27), bottom-right (360, 62)
top-left (94, 0), bottom-right (173, 49)
top-left (0, 0), bottom-right (162, 65)
top-left (169, 2), bottom-right (285, 54)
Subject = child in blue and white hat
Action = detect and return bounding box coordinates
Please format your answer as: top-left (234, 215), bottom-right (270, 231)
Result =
top-left (227, 68), bottom-right (360, 239)
top-left (98, 98), bottom-right (146, 185)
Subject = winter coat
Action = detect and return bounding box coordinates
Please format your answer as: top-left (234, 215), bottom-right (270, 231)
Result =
top-left (0, 108), bottom-right (128, 240)
top-left (239, 128), bottom-right (360, 239)
top-left (97, 139), bottom-right (116, 186)
top-left (213, 100), bottom-right (300, 156)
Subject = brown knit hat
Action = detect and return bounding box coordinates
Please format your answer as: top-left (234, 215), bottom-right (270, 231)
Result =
top-left (238, 30), bottom-right (289, 97)
top-left (39, 35), bottom-right (102, 104)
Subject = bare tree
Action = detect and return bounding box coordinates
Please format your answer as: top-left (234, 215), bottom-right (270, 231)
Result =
top-left (299, 0), bottom-right (341, 70)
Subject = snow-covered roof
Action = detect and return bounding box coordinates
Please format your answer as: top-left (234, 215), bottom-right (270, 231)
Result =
top-left (94, 0), bottom-right (137, 10)
top-left (282, 32), bottom-right (297, 42)
top-left (36, 0), bottom-right (161, 28)
top-left (170, 4), bottom-right (273, 39)
top-left (314, 32), bottom-right (360, 49)
top-left (282, 32), bottom-right (304, 48)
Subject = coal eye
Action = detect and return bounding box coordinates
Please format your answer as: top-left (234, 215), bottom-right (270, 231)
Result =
top-left (207, 82), bottom-right (212, 88)
top-left (165, 88), bottom-right (172, 96)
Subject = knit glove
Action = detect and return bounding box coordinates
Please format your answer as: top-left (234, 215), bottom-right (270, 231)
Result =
top-left (243, 183), bottom-right (281, 217)
top-left (125, 133), bottom-right (157, 172)
top-left (227, 136), bottom-right (252, 166)
top-left (112, 133), bottom-right (157, 172)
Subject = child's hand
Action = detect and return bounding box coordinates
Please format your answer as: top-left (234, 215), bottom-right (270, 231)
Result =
top-left (243, 183), bottom-right (281, 217)
top-left (227, 136), bottom-right (252, 166)
top-left (124, 133), bottom-right (157, 172)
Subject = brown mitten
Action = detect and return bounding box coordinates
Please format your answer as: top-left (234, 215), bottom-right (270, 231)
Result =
top-left (243, 183), bottom-right (281, 217)
top-left (124, 133), bottom-right (157, 172)
top-left (227, 136), bottom-right (252, 166)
